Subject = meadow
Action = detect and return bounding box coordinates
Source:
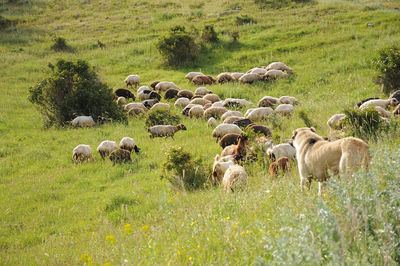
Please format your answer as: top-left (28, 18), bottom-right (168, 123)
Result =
top-left (1, 0), bottom-right (400, 264)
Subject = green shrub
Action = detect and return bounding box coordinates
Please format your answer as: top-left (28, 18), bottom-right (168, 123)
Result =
top-left (50, 37), bottom-right (74, 52)
top-left (254, 0), bottom-right (313, 9)
top-left (342, 107), bottom-right (385, 141)
top-left (230, 31), bottom-right (240, 44)
top-left (161, 146), bottom-right (208, 191)
top-left (235, 15), bottom-right (257, 25)
top-left (201, 25), bottom-right (218, 43)
top-left (145, 109), bottom-right (180, 128)
top-left (0, 16), bottom-right (12, 30)
top-left (157, 26), bottom-right (198, 65)
top-left (28, 59), bottom-right (126, 127)
top-left (374, 46), bottom-right (400, 94)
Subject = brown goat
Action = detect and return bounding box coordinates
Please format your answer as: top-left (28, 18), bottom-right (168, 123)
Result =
top-left (269, 156), bottom-right (290, 179)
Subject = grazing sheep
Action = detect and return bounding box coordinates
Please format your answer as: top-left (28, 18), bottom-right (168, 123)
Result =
top-left (221, 111), bottom-right (243, 121)
top-left (246, 124), bottom-right (272, 137)
top-left (208, 117), bottom-right (218, 128)
top-left (143, 99), bottom-right (159, 109)
top-left (155, 81), bottom-right (179, 92)
top-left (185, 72), bottom-right (204, 81)
top-left (269, 156), bottom-right (290, 179)
top-left (212, 124), bottom-right (243, 142)
top-left (195, 87), bottom-right (212, 96)
top-left (150, 103), bottom-right (170, 111)
top-left (266, 62), bottom-right (293, 74)
top-left (188, 105), bottom-right (204, 118)
top-left (182, 104), bottom-right (202, 116)
top-left (117, 96), bottom-right (127, 105)
top-left (221, 144), bottom-right (236, 157)
top-left (354, 97), bottom-right (380, 108)
top-left (248, 67), bottom-right (267, 76)
top-left (125, 75), bottom-right (140, 87)
top-left (231, 72), bottom-right (244, 80)
top-left (275, 104), bottom-right (294, 116)
top-left (245, 107), bottom-right (273, 121)
top-left (224, 98), bottom-right (253, 108)
top-left (115, 88), bottom-right (136, 101)
top-left (258, 96), bottom-right (279, 108)
top-left (266, 143), bottom-right (296, 161)
top-left (233, 118), bottom-right (254, 128)
top-left (279, 96), bottom-right (298, 105)
top-left (97, 140), bottom-right (118, 160)
top-left (138, 90), bottom-right (161, 101)
top-left (128, 107), bottom-right (147, 116)
top-left (72, 144), bottom-right (95, 163)
top-left (219, 133), bottom-right (240, 148)
top-left (164, 88), bottom-right (180, 100)
top-left (223, 116), bottom-right (245, 124)
top-left (327, 114), bottom-right (346, 131)
top-left (190, 98), bottom-right (211, 106)
top-left (212, 101), bottom-right (225, 108)
top-left (212, 155), bottom-right (236, 184)
top-left (137, 86), bottom-right (150, 94)
top-left (389, 90), bottom-right (400, 103)
top-left (238, 73), bottom-right (261, 83)
top-left (150, 81), bottom-right (160, 89)
top-left (192, 75), bottom-right (215, 85)
top-left (204, 107), bottom-right (228, 119)
top-left (263, 69), bottom-right (289, 80)
top-left (174, 97), bottom-right (190, 108)
top-left (203, 103), bottom-right (212, 110)
top-left (222, 165), bottom-right (248, 193)
top-left (359, 98), bottom-right (399, 109)
top-left (177, 90), bottom-right (194, 99)
top-left (375, 106), bottom-right (392, 118)
top-left (124, 102), bottom-right (147, 112)
top-left (147, 124), bottom-right (187, 139)
top-left (71, 116), bottom-right (95, 127)
top-left (216, 72), bottom-right (235, 84)
top-left (203, 94), bottom-right (221, 103)
top-left (109, 149), bottom-right (132, 165)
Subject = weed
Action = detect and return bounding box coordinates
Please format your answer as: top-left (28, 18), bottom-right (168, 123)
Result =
top-left (50, 37), bottom-right (74, 52)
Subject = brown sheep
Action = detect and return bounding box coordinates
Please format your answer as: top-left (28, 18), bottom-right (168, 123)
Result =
top-left (269, 156), bottom-right (290, 179)
top-left (109, 149), bottom-right (132, 165)
top-left (246, 124), bottom-right (272, 138)
top-left (216, 73), bottom-right (235, 84)
top-left (219, 133), bottom-right (240, 149)
top-left (177, 90), bottom-right (194, 99)
top-left (150, 81), bottom-right (160, 89)
top-left (164, 88), bottom-right (179, 100)
top-left (192, 75), bottom-right (215, 85)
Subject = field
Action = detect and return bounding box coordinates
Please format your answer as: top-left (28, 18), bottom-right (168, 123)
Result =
top-left (1, 0), bottom-right (400, 264)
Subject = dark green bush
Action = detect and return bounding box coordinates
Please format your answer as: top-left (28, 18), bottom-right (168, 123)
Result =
top-left (235, 15), bottom-right (257, 25)
top-left (28, 59), bottom-right (126, 127)
top-left (230, 31), bottom-right (240, 43)
top-left (50, 37), bottom-right (74, 52)
top-left (162, 146), bottom-right (208, 191)
top-left (254, 0), bottom-right (313, 9)
top-left (342, 107), bottom-right (385, 141)
top-left (0, 16), bottom-right (13, 30)
top-left (201, 25), bottom-right (218, 43)
top-left (374, 46), bottom-right (400, 94)
top-left (145, 109), bottom-right (180, 128)
top-left (157, 26), bottom-right (199, 65)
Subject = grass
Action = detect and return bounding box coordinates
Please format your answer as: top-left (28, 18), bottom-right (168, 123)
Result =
top-left (1, 0), bottom-right (400, 264)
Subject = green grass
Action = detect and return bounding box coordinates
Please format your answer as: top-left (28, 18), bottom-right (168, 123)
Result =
top-left (1, 0), bottom-right (400, 264)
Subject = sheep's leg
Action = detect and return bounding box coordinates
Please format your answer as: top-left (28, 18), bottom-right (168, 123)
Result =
top-left (318, 182), bottom-right (323, 196)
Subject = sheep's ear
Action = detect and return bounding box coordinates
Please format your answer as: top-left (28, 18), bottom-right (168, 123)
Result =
top-left (309, 127), bottom-right (316, 132)
top-left (291, 130), bottom-right (298, 140)
top-left (215, 154), bottom-right (220, 161)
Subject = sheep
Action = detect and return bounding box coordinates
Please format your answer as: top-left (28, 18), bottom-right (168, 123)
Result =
top-left (137, 86), bottom-right (150, 94)
top-left (143, 99), bottom-right (159, 109)
top-left (266, 143), bottom-right (296, 161)
top-left (359, 98), bottom-right (399, 109)
top-left (246, 124), bottom-right (272, 138)
top-left (177, 90), bottom-right (194, 99)
top-left (138, 89), bottom-right (161, 101)
top-left (188, 105), bottom-right (204, 118)
top-left (219, 133), bottom-right (240, 148)
top-left (97, 140), bottom-right (118, 160)
top-left (150, 103), bottom-right (170, 111)
top-left (203, 94), bottom-right (221, 103)
top-left (212, 124), bottom-right (243, 142)
top-left (375, 106), bottom-right (392, 118)
top-left (192, 75), bottom-right (215, 85)
top-left (72, 144), bottom-right (95, 163)
top-left (164, 89), bottom-right (180, 100)
top-left (174, 97), bottom-right (190, 108)
top-left (117, 96), bottom-right (127, 105)
top-left (221, 111), bottom-right (243, 121)
top-left (190, 98), bottom-right (211, 106)
top-left (208, 117), bottom-right (218, 128)
top-left (231, 72), bottom-right (244, 80)
top-left (279, 96), bottom-right (298, 105)
top-left (224, 98), bottom-right (253, 108)
top-left (185, 72), bottom-right (204, 81)
top-left (216, 72), bottom-right (235, 84)
top-left (115, 88), bottom-right (136, 101)
top-left (182, 104), bottom-right (202, 116)
top-left (155, 81), bottom-right (179, 92)
top-left (269, 156), bottom-right (290, 179)
top-left (204, 107), bottom-right (228, 119)
top-left (393, 104), bottom-right (400, 116)
top-left (212, 101), bottom-right (225, 108)
top-left (327, 114), bottom-right (346, 131)
top-left (128, 107), bottom-right (147, 116)
top-left (248, 67), bottom-right (267, 76)
top-left (258, 96), bottom-right (279, 108)
top-left (203, 103), bottom-right (212, 110)
top-left (124, 103), bottom-right (147, 112)
top-left (212, 155), bottom-right (236, 184)
top-left (195, 87), bottom-right (212, 96)
top-left (222, 165), bottom-right (248, 193)
top-left (233, 118), bottom-right (254, 128)
top-left (263, 70), bottom-right (289, 80)
top-left (275, 104), bottom-right (294, 116)
top-left (71, 116), bottom-right (95, 127)
top-left (150, 81), bottom-right (160, 89)
top-left (124, 75), bottom-right (140, 87)
top-left (245, 107), bottom-right (273, 121)
top-left (109, 149), bottom-right (132, 165)
top-left (238, 73), bottom-right (261, 83)
top-left (354, 97), bottom-right (380, 108)
top-left (266, 62), bottom-right (293, 74)
top-left (223, 116), bottom-right (245, 124)
top-left (147, 124), bottom-right (187, 139)
top-left (389, 90), bottom-right (400, 103)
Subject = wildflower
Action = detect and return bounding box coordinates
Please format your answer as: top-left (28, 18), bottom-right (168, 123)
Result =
top-left (191, 222), bottom-right (195, 227)
top-left (267, 230), bottom-right (270, 234)
top-left (188, 257), bottom-right (192, 261)
top-left (142, 225), bottom-right (149, 231)
top-left (274, 233), bottom-right (278, 238)
top-left (323, 194), bottom-right (327, 198)
top-left (124, 224), bottom-right (133, 234)
top-left (80, 254), bottom-right (92, 264)
top-left (226, 217), bottom-right (230, 220)
top-left (234, 233), bottom-right (238, 239)
top-left (167, 199), bottom-right (172, 203)
top-left (240, 231), bottom-right (245, 235)
top-left (233, 224), bottom-right (237, 229)
top-left (177, 250), bottom-right (181, 255)
top-left (246, 230), bottom-right (250, 234)
top-left (259, 229), bottom-right (263, 232)
top-left (197, 245), bottom-right (200, 249)
top-left (176, 192), bottom-right (180, 196)
top-left (347, 257), bottom-right (351, 261)
top-left (104, 263), bottom-right (112, 266)
top-left (106, 235), bottom-right (117, 243)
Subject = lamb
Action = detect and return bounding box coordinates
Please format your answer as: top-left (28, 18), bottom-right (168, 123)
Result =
top-left (221, 111), bottom-right (243, 121)
top-left (266, 62), bottom-right (293, 74)
top-left (212, 124), bottom-right (243, 142)
top-left (216, 72), bottom-right (235, 84)
top-left (109, 149), bottom-right (132, 165)
top-left (266, 143), bottom-right (296, 161)
top-left (233, 118), bottom-right (254, 128)
top-left (124, 103), bottom-right (147, 112)
top-left (269, 157), bottom-right (290, 179)
top-left (359, 98), bottom-right (399, 109)
top-left (195, 87), bottom-right (212, 96)
top-left (219, 133), bottom-right (240, 148)
top-left (238, 73), bottom-right (261, 83)
top-left (279, 96), bottom-right (298, 105)
top-left (188, 105), bottom-right (204, 118)
top-left (263, 70), bottom-right (289, 80)
top-left (207, 117), bottom-right (218, 128)
top-left (245, 107), bottom-right (273, 121)
top-left (115, 88), bottom-right (136, 101)
top-left (117, 97), bottom-right (127, 105)
top-left (177, 90), bottom-right (194, 99)
top-left (223, 116), bottom-right (245, 124)
top-left (124, 75), bottom-right (140, 87)
top-left (164, 89), bottom-right (180, 100)
top-left (190, 98), bottom-right (210, 106)
top-left (150, 103), bottom-right (170, 111)
top-left (275, 104), bottom-right (294, 116)
top-left (143, 99), bottom-right (159, 109)
top-left (97, 140), bottom-right (118, 160)
top-left (174, 97), bottom-right (190, 108)
top-left (119, 137), bottom-right (140, 154)
top-left (212, 155), bottom-right (236, 184)
top-left (147, 124), bottom-right (187, 139)
top-left (71, 116), bottom-right (95, 127)
top-left (192, 75), bottom-right (215, 85)
top-left (327, 114), bottom-right (346, 131)
top-left (72, 144), bottom-right (95, 163)
top-left (203, 94), bottom-right (221, 103)
top-left (230, 72), bottom-right (244, 80)
top-left (222, 165), bottom-right (248, 193)
top-left (246, 124), bottom-right (272, 138)
top-left (204, 107), bottom-right (228, 119)
top-left (258, 96), bottom-right (279, 108)
top-left (155, 81), bottom-right (179, 92)
top-left (185, 72), bottom-right (204, 81)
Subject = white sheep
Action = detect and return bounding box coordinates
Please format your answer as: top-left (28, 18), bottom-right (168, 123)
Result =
top-left (147, 124), bottom-right (186, 139)
top-left (119, 137), bottom-right (140, 153)
top-left (203, 94), bottom-right (221, 103)
top-left (71, 116), bottom-right (95, 127)
top-left (155, 81), bottom-right (179, 92)
top-left (275, 104), bottom-right (294, 116)
top-left (327, 114), bottom-right (346, 131)
top-left (221, 111), bottom-right (243, 121)
top-left (72, 144), bottom-right (95, 163)
top-left (279, 96), bottom-right (298, 105)
top-left (150, 103), bottom-right (170, 111)
top-left (212, 154), bottom-right (236, 184)
top-left (222, 165), bottom-right (248, 193)
top-left (375, 106), bottom-right (392, 118)
top-left (124, 103), bottom-right (147, 111)
top-left (207, 117), bottom-right (218, 128)
top-left (359, 98), bottom-right (399, 109)
top-left (266, 143), bottom-right (296, 161)
top-left (188, 105), bottom-right (204, 118)
top-left (245, 107), bottom-right (273, 121)
top-left (212, 101), bottom-right (225, 108)
top-left (117, 97), bottom-right (127, 105)
top-left (174, 97), bottom-right (190, 108)
top-left (258, 96), bottom-right (279, 108)
top-left (238, 73), bottom-right (261, 83)
top-left (195, 87), bottom-right (211, 96)
top-left (212, 124), bottom-right (243, 141)
top-left (266, 62), bottom-right (293, 74)
top-left (231, 72), bottom-right (244, 80)
top-left (190, 98), bottom-right (211, 106)
top-left (137, 86), bottom-right (150, 94)
top-left (263, 69), bottom-right (289, 80)
top-left (125, 75), bottom-right (140, 87)
top-left (185, 72), bottom-right (204, 81)
top-left (248, 67), bottom-right (267, 75)
top-left (223, 98), bottom-right (253, 108)
top-left (223, 116), bottom-right (244, 124)
top-left (204, 106), bottom-right (228, 119)
top-left (97, 140), bottom-right (118, 160)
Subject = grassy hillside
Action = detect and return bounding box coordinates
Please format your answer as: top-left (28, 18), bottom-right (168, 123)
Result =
top-left (1, 0), bottom-right (400, 264)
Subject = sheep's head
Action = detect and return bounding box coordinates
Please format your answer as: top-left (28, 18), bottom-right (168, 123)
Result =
top-left (390, 98), bottom-right (399, 107)
top-left (177, 124), bottom-right (187, 130)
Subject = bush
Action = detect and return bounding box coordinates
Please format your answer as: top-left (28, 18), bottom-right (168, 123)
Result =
top-left (145, 109), bottom-right (180, 128)
top-left (0, 16), bottom-right (12, 30)
top-left (235, 15), bottom-right (257, 25)
top-left (374, 46), bottom-right (400, 94)
top-left (28, 59), bottom-right (126, 127)
top-left (161, 146), bottom-right (208, 191)
top-left (230, 31), bottom-right (240, 44)
top-left (157, 26), bottom-right (199, 65)
top-left (201, 25), bottom-right (218, 43)
top-left (50, 37), bottom-right (74, 52)
top-left (254, 0), bottom-right (313, 9)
